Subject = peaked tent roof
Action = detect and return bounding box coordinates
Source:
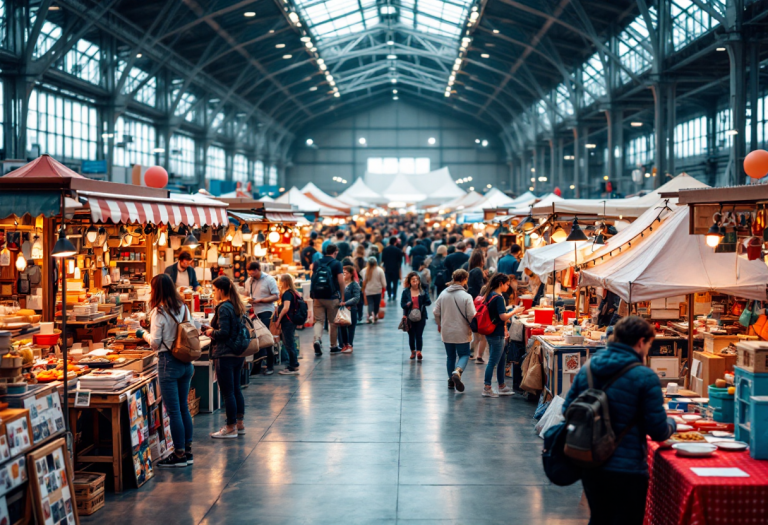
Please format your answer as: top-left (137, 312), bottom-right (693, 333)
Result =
top-left (463, 188), bottom-right (517, 213)
top-left (258, 195), bottom-right (274, 202)
top-left (275, 187), bottom-right (327, 214)
top-left (5, 154), bottom-right (86, 179)
top-left (381, 173), bottom-right (428, 203)
top-left (339, 178), bottom-right (386, 205)
top-left (508, 191), bottom-right (537, 206)
top-left (499, 193), bottom-right (565, 220)
top-left (580, 206), bottom-right (768, 302)
top-left (300, 182), bottom-right (352, 213)
top-left (412, 167), bottom-right (466, 201)
top-left (531, 173), bottom-right (710, 218)
top-left (520, 240), bottom-right (593, 276)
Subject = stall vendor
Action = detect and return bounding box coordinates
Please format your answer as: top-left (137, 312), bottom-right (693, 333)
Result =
top-left (164, 251), bottom-right (202, 291)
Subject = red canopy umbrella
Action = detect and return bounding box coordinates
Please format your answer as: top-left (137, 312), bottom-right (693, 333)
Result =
top-left (3, 154), bottom-right (85, 179)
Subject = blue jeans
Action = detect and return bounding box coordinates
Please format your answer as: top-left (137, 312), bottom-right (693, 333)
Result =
top-left (338, 312), bottom-right (357, 347)
top-left (484, 335), bottom-right (507, 386)
top-left (444, 342), bottom-right (471, 378)
top-left (280, 321), bottom-right (300, 370)
top-left (216, 357), bottom-right (245, 425)
top-left (158, 352), bottom-right (194, 452)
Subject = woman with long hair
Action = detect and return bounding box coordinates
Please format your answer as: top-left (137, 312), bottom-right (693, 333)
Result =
top-left (353, 245), bottom-right (366, 322)
top-left (275, 274), bottom-right (300, 375)
top-left (401, 271), bottom-right (431, 360)
top-left (467, 250), bottom-right (489, 364)
top-left (137, 274), bottom-right (194, 467)
top-left (481, 273), bottom-right (525, 397)
top-left (339, 265), bottom-right (361, 353)
top-left (362, 257), bottom-right (387, 324)
top-left (203, 276), bottom-right (248, 438)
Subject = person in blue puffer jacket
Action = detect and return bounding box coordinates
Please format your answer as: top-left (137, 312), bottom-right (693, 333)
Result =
top-left (562, 315), bottom-right (675, 525)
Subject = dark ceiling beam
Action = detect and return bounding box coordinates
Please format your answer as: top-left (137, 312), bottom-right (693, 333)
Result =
top-left (158, 0), bottom-right (260, 40)
top-left (478, 0), bottom-right (570, 114)
top-left (182, 0), bottom-right (312, 117)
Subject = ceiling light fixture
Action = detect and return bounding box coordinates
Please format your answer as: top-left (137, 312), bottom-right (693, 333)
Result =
top-left (283, 54), bottom-right (292, 59)
top-left (244, 11), bottom-right (256, 17)
top-left (306, 138), bottom-right (314, 146)
top-left (493, 29), bottom-right (499, 34)
top-left (387, 54), bottom-right (397, 60)
top-left (585, 143), bottom-right (597, 149)
top-left (428, 137), bottom-right (436, 145)
top-left (716, 47), bottom-right (726, 51)
top-left (276, 43), bottom-right (285, 48)
top-left (630, 122), bottom-right (643, 127)
top-left (481, 53), bottom-right (490, 58)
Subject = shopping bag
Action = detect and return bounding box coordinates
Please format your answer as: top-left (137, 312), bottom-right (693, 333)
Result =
top-left (335, 306), bottom-right (352, 326)
top-left (378, 309), bottom-right (386, 319)
top-left (269, 318), bottom-right (281, 337)
top-left (380, 298), bottom-right (386, 308)
top-left (536, 396), bottom-right (565, 438)
top-left (398, 317), bottom-right (411, 332)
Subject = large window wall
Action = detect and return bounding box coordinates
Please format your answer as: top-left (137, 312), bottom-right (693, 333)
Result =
top-left (255, 160), bottom-right (265, 185)
top-left (113, 116), bottom-right (156, 167)
top-left (207, 145), bottom-right (226, 180)
top-left (27, 88), bottom-right (98, 161)
top-left (233, 154), bottom-right (249, 182)
top-left (674, 116), bottom-right (707, 159)
top-left (169, 134), bottom-right (195, 178)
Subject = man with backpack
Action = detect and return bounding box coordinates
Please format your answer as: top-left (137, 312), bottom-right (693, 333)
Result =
top-left (310, 243), bottom-right (345, 356)
top-left (560, 316), bottom-right (675, 525)
top-left (244, 262), bottom-right (279, 375)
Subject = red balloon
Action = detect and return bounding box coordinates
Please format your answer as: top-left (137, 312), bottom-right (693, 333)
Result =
top-left (744, 150), bottom-right (768, 179)
top-left (145, 166), bottom-right (168, 188)
top-left (554, 187), bottom-right (562, 197)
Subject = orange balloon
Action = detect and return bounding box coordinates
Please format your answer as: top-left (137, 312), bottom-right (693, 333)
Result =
top-left (144, 166), bottom-right (168, 188)
top-left (744, 149), bottom-right (768, 179)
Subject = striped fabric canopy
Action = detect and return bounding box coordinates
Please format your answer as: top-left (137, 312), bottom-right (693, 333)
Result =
top-left (79, 191), bottom-right (228, 227)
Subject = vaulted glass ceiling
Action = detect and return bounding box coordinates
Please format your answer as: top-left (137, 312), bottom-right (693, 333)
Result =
top-left (293, 0), bottom-right (474, 45)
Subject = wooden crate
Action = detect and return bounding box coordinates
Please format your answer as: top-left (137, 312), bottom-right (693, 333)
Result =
top-left (736, 341), bottom-right (768, 373)
top-left (73, 472), bottom-right (106, 499)
top-left (76, 489), bottom-right (105, 516)
top-left (703, 333), bottom-right (741, 355)
top-left (189, 397), bottom-right (200, 417)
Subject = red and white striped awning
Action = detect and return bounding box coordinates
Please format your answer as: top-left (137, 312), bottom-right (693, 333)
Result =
top-left (79, 191), bottom-right (228, 227)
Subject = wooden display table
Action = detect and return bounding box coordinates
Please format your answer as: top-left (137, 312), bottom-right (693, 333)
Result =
top-left (56, 313), bottom-right (120, 343)
top-left (67, 374), bottom-right (155, 493)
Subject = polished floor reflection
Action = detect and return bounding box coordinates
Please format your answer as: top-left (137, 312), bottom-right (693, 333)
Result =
top-left (84, 302), bottom-right (589, 524)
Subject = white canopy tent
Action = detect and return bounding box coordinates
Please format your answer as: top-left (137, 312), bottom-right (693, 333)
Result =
top-left (521, 202), bottom-right (674, 277)
top-left (508, 191), bottom-right (538, 207)
top-left (339, 178), bottom-right (386, 206)
top-left (499, 193), bottom-right (564, 220)
top-left (462, 188), bottom-right (517, 213)
top-left (258, 195), bottom-right (274, 202)
top-left (275, 187), bottom-right (331, 215)
top-left (580, 206), bottom-right (768, 302)
top-left (413, 167), bottom-right (466, 205)
top-left (520, 240), bottom-right (592, 277)
top-left (428, 190), bottom-right (485, 213)
top-left (301, 182), bottom-right (352, 213)
top-left (381, 173), bottom-right (428, 203)
top-left (531, 173), bottom-right (709, 219)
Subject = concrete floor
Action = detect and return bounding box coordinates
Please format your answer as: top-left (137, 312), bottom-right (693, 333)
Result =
top-left (84, 300), bottom-right (589, 525)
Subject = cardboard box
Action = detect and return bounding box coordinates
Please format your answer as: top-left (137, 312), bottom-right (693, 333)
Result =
top-left (691, 351), bottom-right (738, 396)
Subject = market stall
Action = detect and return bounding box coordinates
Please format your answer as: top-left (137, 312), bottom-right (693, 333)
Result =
top-left (0, 155), bottom-right (236, 508)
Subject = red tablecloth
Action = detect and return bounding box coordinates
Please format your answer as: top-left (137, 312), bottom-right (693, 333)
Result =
top-left (645, 441), bottom-right (768, 525)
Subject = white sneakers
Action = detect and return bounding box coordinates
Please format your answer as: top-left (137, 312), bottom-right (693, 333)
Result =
top-left (210, 427), bottom-right (238, 439)
top-left (482, 386), bottom-right (515, 397)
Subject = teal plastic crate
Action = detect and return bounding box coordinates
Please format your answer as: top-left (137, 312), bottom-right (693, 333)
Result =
top-left (734, 366), bottom-right (768, 443)
top-left (749, 396), bottom-right (768, 460)
top-left (708, 385), bottom-right (734, 423)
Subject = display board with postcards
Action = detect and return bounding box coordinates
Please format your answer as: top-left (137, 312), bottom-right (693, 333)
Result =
top-left (24, 389), bottom-right (65, 445)
top-left (28, 438), bottom-right (78, 525)
top-left (128, 388), bottom-right (153, 487)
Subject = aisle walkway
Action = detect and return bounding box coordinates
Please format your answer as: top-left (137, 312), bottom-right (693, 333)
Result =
top-left (85, 301), bottom-right (588, 525)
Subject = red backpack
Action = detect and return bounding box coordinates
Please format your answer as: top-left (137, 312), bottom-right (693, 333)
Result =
top-left (471, 295), bottom-right (497, 335)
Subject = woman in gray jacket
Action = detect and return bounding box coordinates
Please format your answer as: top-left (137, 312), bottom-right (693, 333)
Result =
top-left (432, 269), bottom-right (476, 392)
top-left (339, 265), bottom-right (361, 353)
